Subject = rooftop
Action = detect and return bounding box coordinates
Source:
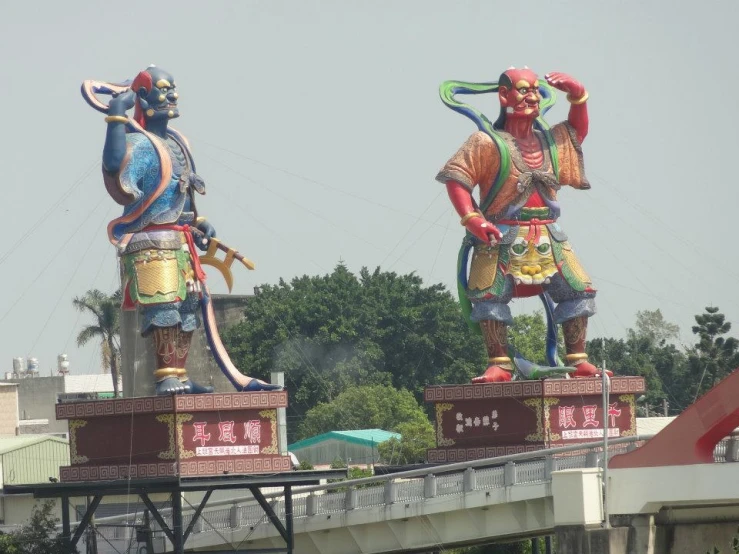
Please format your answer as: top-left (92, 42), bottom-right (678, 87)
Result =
top-left (0, 435), bottom-right (68, 455)
top-left (63, 374), bottom-right (117, 393)
top-left (289, 429), bottom-right (400, 451)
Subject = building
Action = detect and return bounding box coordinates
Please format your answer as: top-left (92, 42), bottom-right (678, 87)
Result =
top-left (0, 436), bottom-right (69, 526)
top-left (1, 374), bottom-right (119, 435)
top-left (289, 429), bottom-right (400, 467)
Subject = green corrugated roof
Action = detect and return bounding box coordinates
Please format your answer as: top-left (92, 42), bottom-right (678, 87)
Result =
top-left (289, 429), bottom-right (400, 451)
top-left (0, 435), bottom-right (68, 455)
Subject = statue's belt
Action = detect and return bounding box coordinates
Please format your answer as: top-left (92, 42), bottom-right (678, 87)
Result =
top-left (141, 224), bottom-right (207, 283)
top-left (492, 218), bottom-right (556, 245)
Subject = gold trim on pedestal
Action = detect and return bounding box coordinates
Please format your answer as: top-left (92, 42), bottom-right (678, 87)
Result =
top-left (259, 409), bottom-right (278, 454)
top-left (157, 413), bottom-right (194, 459)
top-left (524, 398), bottom-right (561, 442)
top-left (619, 394), bottom-right (637, 437)
top-left (156, 414), bottom-right (176, 460)
top-left (69, 420), bottom-right (89, 464)
top-left (436, 403), bottom-right (455, 446)
top-left (177, 414), bottom-right (195, 458)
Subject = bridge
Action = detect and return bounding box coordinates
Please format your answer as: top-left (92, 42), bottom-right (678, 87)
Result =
top-left (84, 433), bottom-right (739, 554)
top-left (85, 369), bottom-right (739, 554)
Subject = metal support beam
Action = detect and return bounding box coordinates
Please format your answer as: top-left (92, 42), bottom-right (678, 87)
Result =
top-left (201, 548), bottom-right (286, 554)
top-left (172, 491), bottom-right (184, 554)
top-left (61, 496), bottom-right (71, 548)
top-left (70, 494), bottom-right (102, 546)
top-left (184, 489), bottom-right (213, 543)
top-left (249, 486), bottom-right (289, 544)
top-left (140, 493), bottom-right (176, 545)
top-left (285, 485), bottom-right (294, 554)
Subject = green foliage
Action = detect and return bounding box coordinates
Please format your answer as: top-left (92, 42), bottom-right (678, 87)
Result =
top-left (378, 419), bottom-right (436, 465)
top-left (689, 307), bottom-right (739, 397)
top-left (586, 335), bottom-right (673, 412)
top-left (587, 306), bottom-right (739, 415)
top-left (73, 288), bottom-right (122, 397)
top-left (509, 311), bottom-right (550, 365)
top-left (348, 467), bottom-right (373, 480)
top-left (297, 459), bottom-right (314, 470)
top-left (224, 264), bottom-right (484, 440)
top-left (0, 500), bottom-right (77, 554)
top-left (634, 309), bottom-right (680, 346)
top-left (298, 384), bottom-right (429, 440)
top-left (449, 540), bottom-right (533, 553)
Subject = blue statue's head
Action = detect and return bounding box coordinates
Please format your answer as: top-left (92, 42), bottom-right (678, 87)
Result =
top-left (131, 66), bottom-right (179, 128)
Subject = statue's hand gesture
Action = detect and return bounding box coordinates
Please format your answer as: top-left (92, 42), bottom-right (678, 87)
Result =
top-left (108, 89), bottom-right (136, 116)
top-left (194, 219), bottom-right (217, 251)
top-left (544, 72), bottom-right (585, 99)
top-left (466, 217), bottom-right (501, 246)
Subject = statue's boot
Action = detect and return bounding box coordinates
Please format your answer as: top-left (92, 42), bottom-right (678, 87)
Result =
top-left (562, 316), bottom-right (613, 379)
top-left (472, 320), bottom-right (513, 383)
top-left (153, 327), bottom-right (214, 395)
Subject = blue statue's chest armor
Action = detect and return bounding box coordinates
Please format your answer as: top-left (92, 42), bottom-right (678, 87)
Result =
top-left (155, 138), bottom-right (189, 212)
top-left (144, 138), bottom-right (190, 215)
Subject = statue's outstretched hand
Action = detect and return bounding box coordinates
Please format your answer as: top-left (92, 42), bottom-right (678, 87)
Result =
top-left (108, 89), bottom-right (136, 116)
top-left (194, 220), bottom-right (217, 251)
top-left (544, 72), bottom-right (585, 99)
top-left (466, 217), bottom-right (501, 246)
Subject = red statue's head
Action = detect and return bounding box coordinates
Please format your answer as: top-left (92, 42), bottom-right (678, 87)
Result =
top-left (493, 67), bottom-right (541, 129)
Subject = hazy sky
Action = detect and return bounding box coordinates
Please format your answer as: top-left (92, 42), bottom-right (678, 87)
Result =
top-left (0, 0), bottom-right (737, 376)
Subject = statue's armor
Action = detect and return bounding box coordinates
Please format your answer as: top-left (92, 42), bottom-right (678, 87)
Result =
top-left (436, 122), bottom-right (596, 326)
top-left (108, 131), bottom-right (205, 334)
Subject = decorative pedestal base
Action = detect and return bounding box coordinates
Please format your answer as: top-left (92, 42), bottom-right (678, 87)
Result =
top-left (56, 393), bottom-right (292, 482)
top-left (424, 377), bottom-right (645, 463)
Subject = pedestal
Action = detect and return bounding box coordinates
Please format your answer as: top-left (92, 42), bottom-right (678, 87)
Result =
top-left (424, 377), bottom-right (644, 463)
top-left (56, 392), bottom-right (292, 482)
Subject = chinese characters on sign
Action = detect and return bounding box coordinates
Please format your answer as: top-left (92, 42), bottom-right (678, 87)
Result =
top-left (191, 419), bottom-right (264, 456)
top-left (556, 404), bottom-right (623, 440)
top-left (455, 409), bottom-right (499, 434)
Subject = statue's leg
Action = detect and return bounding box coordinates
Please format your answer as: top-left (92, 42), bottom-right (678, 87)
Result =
top-left (546, 273), bottom-right (610, 378)
top-left (143, 295), bottom-right (213, 395)
top-left (176, 292), bottom-right (214, 394)
top-left (152, 326), bottom-right (190, 395)
top-left (469, 278), bottom-right (514, 383)
top-left (474, 319), bottom-right (513, 383)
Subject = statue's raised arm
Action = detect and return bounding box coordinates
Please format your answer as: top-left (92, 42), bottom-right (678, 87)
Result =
top-left (82, 65), bottom-right (282, 396)
top-left (436, 67), bottom-right (611, 384)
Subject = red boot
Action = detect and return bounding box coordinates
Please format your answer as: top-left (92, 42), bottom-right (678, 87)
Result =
top-left (472, 361), bottom-right (513, 383)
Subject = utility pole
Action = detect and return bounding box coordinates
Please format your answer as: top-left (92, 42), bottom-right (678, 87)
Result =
top-left (663, 398), bottom-right (669, 417)
top-left (601, 360), bottom-right (610, 529)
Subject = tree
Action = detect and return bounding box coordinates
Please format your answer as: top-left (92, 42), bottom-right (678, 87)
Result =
top-left (298, 384), bottom-right (430, 440)
top-left (509, 311), bottom-right (554, 365)
top-left (634, 309), bottom-right (680, 346)
top-left (378, 419), bottom-right (435, 465)
top-left (586, 335), bottom-right (671, 412)
top-left (0, 500), bottom-right (77, 554)
top-left (688, 306), bottom-right (739, 401)
top-left (224, 264), bottom-right (485, 439)
top-left (449, 540), bottom-right (532, 553)
top-left (73, 289), bottom-right (122, 397)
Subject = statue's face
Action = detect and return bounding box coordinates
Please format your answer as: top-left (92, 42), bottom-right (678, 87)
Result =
top-left (499, 68), bottom-right (541, 120)
top-left (138, 67), bottom-right (179, 122)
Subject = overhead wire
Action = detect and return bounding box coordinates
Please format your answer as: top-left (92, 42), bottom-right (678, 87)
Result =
top-left (198, 139), bottom-right (448, 230)
top-left (26, 205), bottom-right (115, 357)
top-left (0, 194), bottom-right (108, 326)
top-left (0, 159), bottom-right (99, 267)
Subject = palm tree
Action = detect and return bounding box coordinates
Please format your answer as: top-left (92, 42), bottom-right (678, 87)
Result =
top-left (73, 289), bottom-right (122, 397)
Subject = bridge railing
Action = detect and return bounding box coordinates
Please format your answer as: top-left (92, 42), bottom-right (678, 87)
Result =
top-left (90, 432), bottom-right (739, 548)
